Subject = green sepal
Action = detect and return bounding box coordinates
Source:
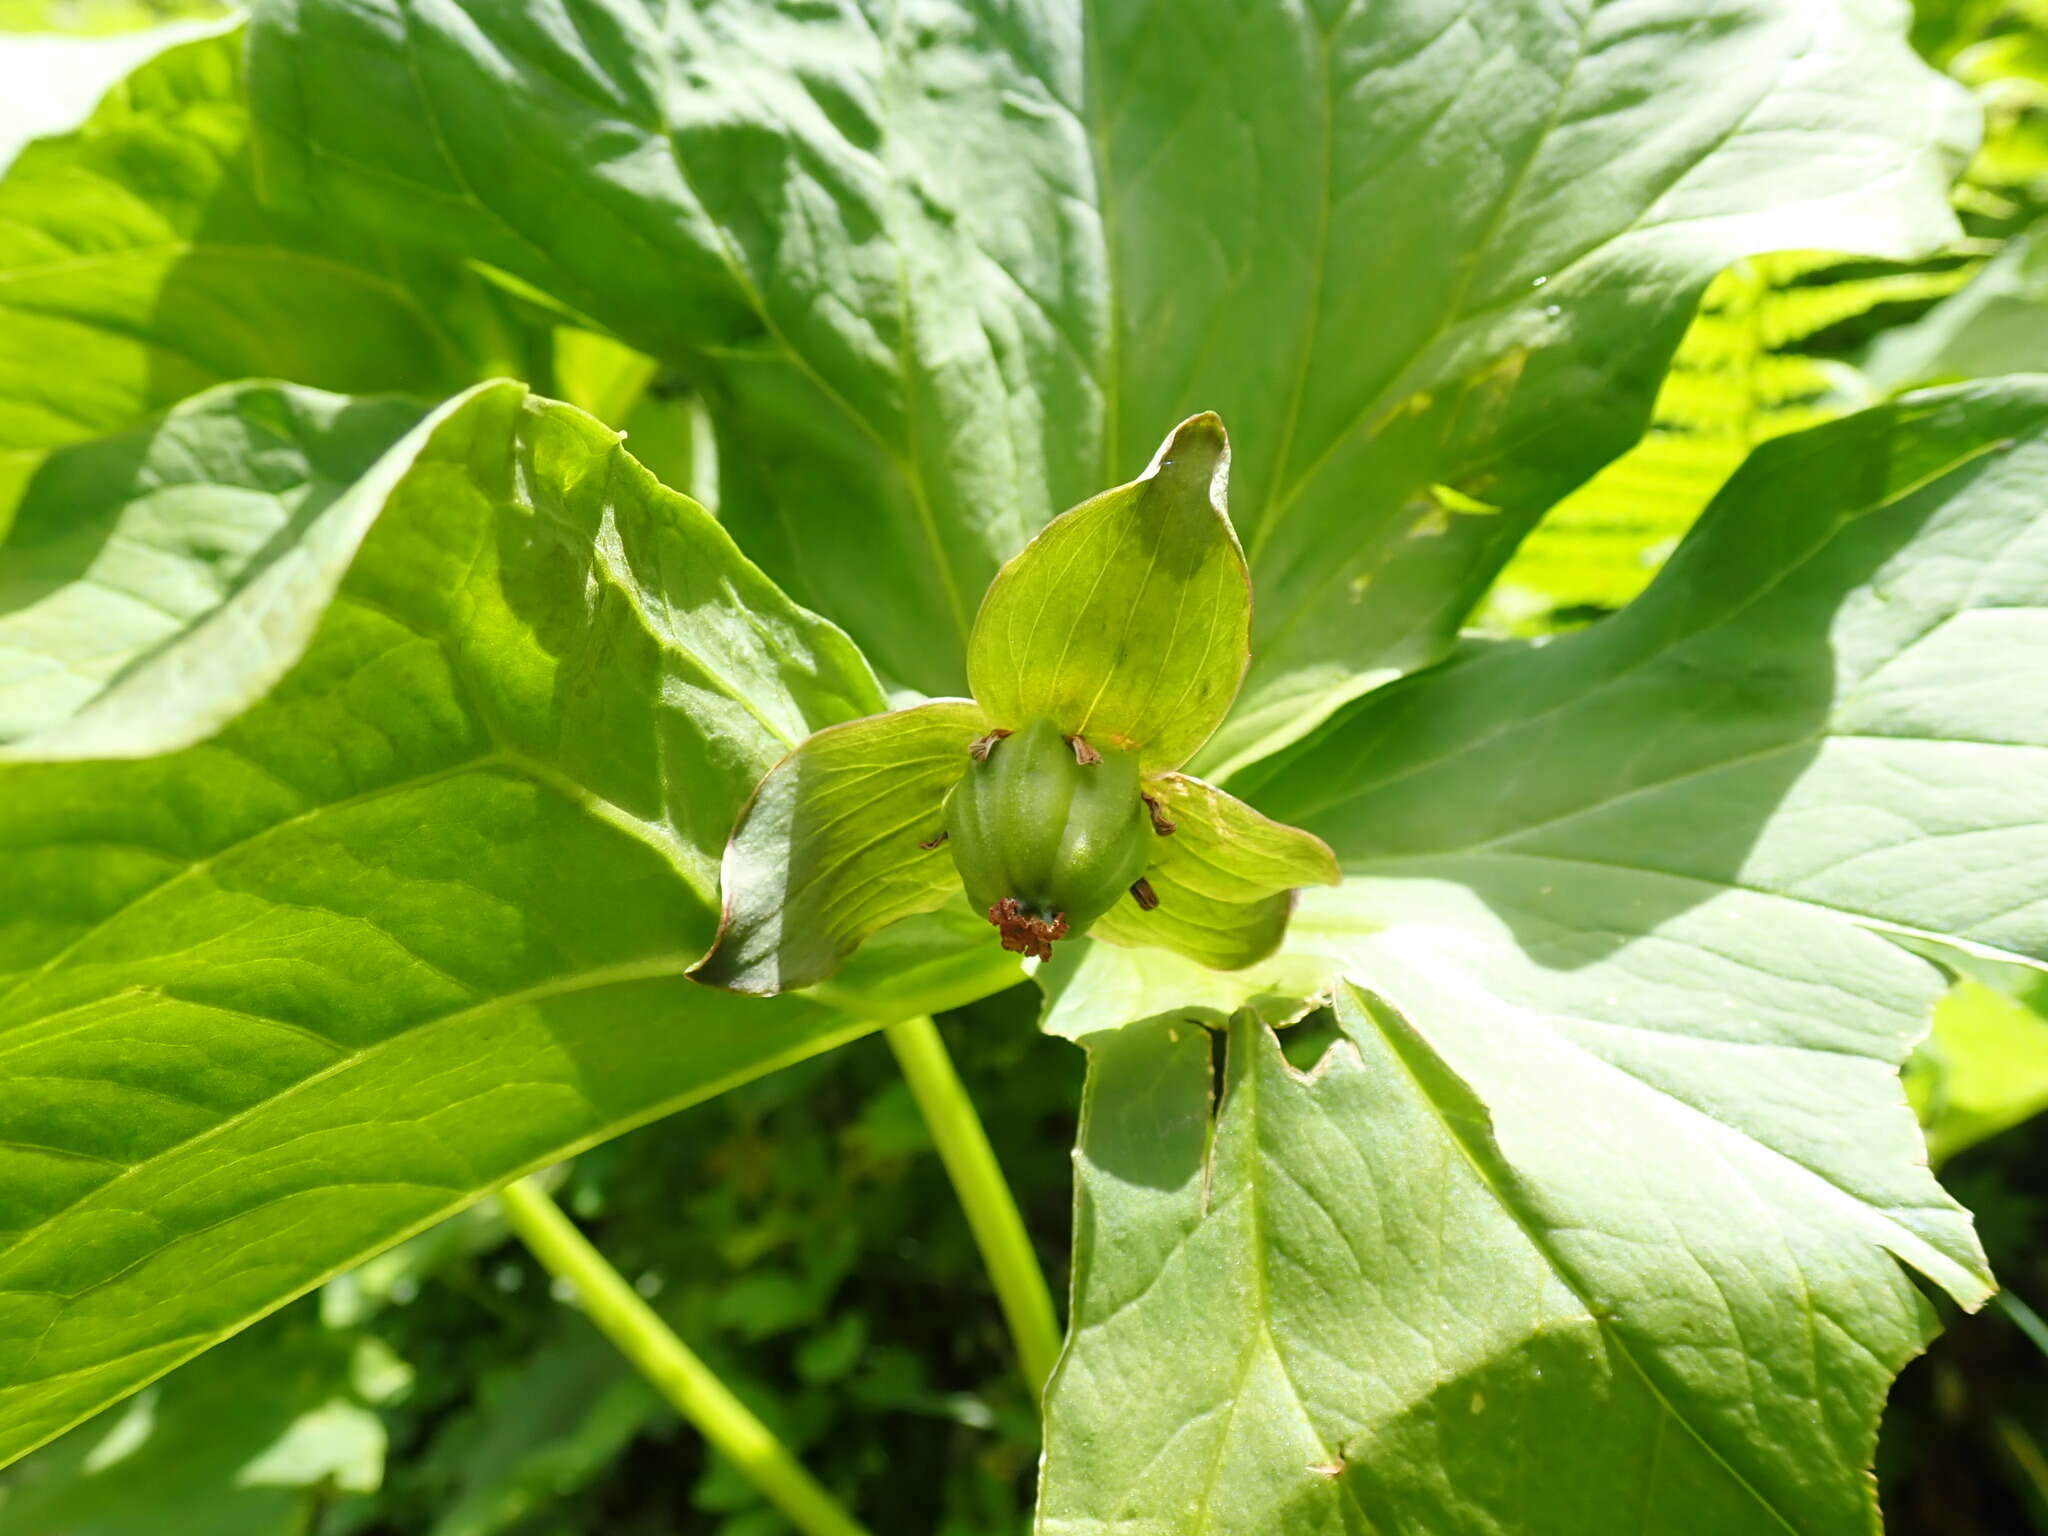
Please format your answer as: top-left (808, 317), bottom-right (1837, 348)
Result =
top-left (691, 699), bottom-right (990, 995)
top-left (965, 414), bottom-right (1250, 771)
top-left (1091, 772), bottom-right (1339, 970)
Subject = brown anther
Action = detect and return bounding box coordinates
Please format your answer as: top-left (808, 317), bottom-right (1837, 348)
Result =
top-left (918, 831), bottom-right (948, 850)
top-left (1143, 795), bottom-right (1177, 836)
top-left (969, 728), bottom-right (1011, 762)
top-left (1066, 734), bottom-right (1103, 766)
top-left (1130, 878), bottom-right (1159, 911)
top-left (987, 898), bottom-right (1069, 962)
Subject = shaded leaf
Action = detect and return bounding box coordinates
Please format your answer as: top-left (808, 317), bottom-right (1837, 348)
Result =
top-left (1490, 252), bottom-right (1971, 622)
top-left (0, 25), bottom-right (509, 528)
top-left (1044, 380), bottom-right (2048, 1531)
top-left (966, 413), bottom-right (1248, 771)
top-left (691, 700), bottom-right (997, 996)
top-left (0, 381), bottom-right (426, 756)
top-left (246, 0), bottom-right (1973, 769)
top-left (425, 1321), bottom-right (662, 1536)
top-left (0, 1312), bottom-right (388, 1536)
top-left (1866, 225), bottom-right (2048, 389)
top-left (0, 379), bottom-right (1010, 1468)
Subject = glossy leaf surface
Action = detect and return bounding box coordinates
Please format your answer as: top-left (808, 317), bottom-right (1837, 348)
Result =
top-left (1041, 380), bottom-right (2048, 1532)
top-left (246, 0), bottom-right (1973, 767)
top-left (0, 26), bottom-right (506, 527)
top-left (0, 382), bottom-right (424, 757)
top-left (0, 379), bottom-right (1010, 1467)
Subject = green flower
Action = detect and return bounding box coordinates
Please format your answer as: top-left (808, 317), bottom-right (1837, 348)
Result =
top-left (691, 415), bottom-right (1337, 995)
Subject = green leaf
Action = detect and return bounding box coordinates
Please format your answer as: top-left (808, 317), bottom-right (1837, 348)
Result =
top-left (1865, 225), bottom-right (2048, 390)
top-left (0, 378), bottom-right (1010, 1468)
top-left (691, 699), bottom-right (1004, 997)
top-left (1089, 773), bottom-right (1337, 970)
top-left (0, 1310), bottom-right (390, 1536)
top-left (0, 381), bottom-right (425, 756)
top-left (0, 25), bottom-right (510, 530)
top-left (965, 413), bottom-right (1248, 771)
top-left (1044, 380), bottom-right (2048, 1530)
top-left (1035, 938), bottom-right (1330, 1043)
top-left (0, 16), bottom-right (217, 173)
top-left (1046, 994), bottom-right (1975, 1535)
top-left (550, 328), bottom-right (658, 429)
top-left (245, 0), bottom-right (1973, 770)
top-left (1906, 974), bottom-right (2048, 1164)
top-left (424, 1320), bottom-right (662, 1536)
top-left (0, 0), bottom-right (224, 35)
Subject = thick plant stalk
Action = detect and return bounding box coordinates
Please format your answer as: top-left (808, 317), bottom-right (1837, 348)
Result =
top-left (884, 1014), bottom-right (1063, 1394)
top-left (498, 1177), bottom-right (874, 1536)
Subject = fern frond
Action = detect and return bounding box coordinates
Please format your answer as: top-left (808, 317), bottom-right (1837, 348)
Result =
top-left (1757, 269), bottom-right (1977, 347)
top-left (1485, 252), bottom-right (1975, 625)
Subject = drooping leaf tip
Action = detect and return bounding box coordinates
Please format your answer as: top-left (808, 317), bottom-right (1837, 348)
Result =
top-left (1144, 411), bottom-right (1231, 515)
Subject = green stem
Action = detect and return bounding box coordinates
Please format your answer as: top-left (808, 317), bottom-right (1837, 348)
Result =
top-left (1997, 1288), bottom-right (2048, 1360)
top-left (498, 1177), bottom-right (873, 1536)
top-left (884, 1014), bottom-right (1063, 1395)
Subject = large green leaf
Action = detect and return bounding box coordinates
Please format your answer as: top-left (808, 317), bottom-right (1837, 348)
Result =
top-left (0, 24), bottom-right (511, 528)
top-left (0, 378), bottom-right (1011, 1468)
top-left (1041, 380), bottom-right (2048, 1531)
top-left (0, 1307), bottom-right (396, 1536)
top-left (0, 381), bottom-right (425, 755)
top-left (246, 0), bottom-right (1973, 770)
top-left (0, 17), bottom-right (216, 173)
top-left (1865, 224), bottom-right (2048, 389)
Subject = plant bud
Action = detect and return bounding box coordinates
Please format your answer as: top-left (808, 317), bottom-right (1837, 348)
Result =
top-left (943, 717), bottom-right (1151, 960)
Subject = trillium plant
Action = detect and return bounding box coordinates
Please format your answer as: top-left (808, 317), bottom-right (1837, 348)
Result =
top-left (694, 413), bottom-right (1338, 992)
top-left (0, 0), bottom-right (2044, 1532)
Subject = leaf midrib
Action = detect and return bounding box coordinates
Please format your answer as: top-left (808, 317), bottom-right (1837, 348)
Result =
top-left (1349, 986), bottom-right (1809, 1536)
top-left (1180, 1021), bottom-right (1373, 1536)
